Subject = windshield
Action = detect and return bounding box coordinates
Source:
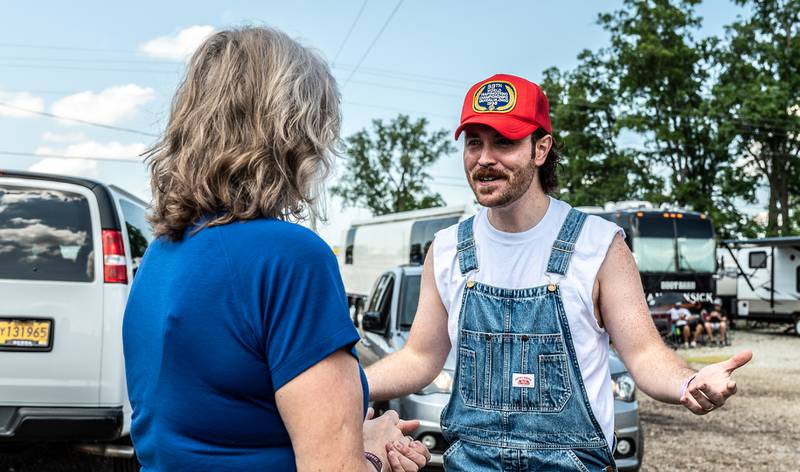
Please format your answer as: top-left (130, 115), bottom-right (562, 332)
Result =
top-left (634, 215), bottom-right (715, 274)
top-left (634, 237), bottom-right (677, 272)
top-left (398, 275), bottom-right (421, 329)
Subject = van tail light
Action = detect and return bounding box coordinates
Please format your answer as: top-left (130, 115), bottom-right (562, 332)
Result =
top-left (102, 229), bottom-right (128, 284)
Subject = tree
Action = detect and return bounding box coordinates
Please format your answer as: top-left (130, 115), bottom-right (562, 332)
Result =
top-left (597, 0), bottom-right (754, 236)
top-left (541, 54), bottom-right (662, 207)
top-left (714, 0), bottom-right (800, 236)
top-left (331, 115), bottom-right (455, 215)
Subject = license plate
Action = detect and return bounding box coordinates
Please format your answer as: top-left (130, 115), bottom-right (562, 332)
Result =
top-left (0, 319), bottom-right (52, 349)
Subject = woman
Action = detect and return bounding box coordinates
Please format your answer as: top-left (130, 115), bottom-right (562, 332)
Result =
top-left (123, 26), bottom-right (428, 471)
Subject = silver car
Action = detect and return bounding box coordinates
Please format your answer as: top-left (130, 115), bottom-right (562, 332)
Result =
top-left (356, 265), bottom-right (644, 471)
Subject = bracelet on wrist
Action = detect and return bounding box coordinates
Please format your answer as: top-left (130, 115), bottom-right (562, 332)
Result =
top-left (364, 451), bottom-right (383, 472)
top-left (680, 374), bottom-right (697, 399)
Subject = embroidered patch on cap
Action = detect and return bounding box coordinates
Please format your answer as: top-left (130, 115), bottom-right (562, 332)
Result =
top-left (472, 81), bottom-right (517, 113)
top-left (512, 373), bottom-right (535, 388)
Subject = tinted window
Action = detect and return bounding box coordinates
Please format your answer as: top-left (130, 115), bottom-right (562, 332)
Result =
top-left (409, 217), bottom-right (459, 264)
top-left (366, 274), bottom-right (394, 332)
top-left (636, 216), bottom-right (675, 237)
top-left (749, 251), bottom-right (767, 269)
top-left (367, 275), bottom-right (391, 312)
top-left (796, 265), bottom-right (799, 294)
top-left (676, 218), bottom-right (714, 238)
top-left (0, 185), bottom-right (94, 282)
top-left (398, 275), bottom-right (421, 329)
top-left (345, 228), bottom-right (356, 265)
top-left (119, 199), bottom-right (152, 275)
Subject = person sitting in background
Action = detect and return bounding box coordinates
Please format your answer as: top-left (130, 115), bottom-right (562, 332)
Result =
top-left (688, 300), bottom-right (706, 348)
top-left (669, 302), bottom-right (692, 348)
top-left (705, 299), bottom-right (729, 347)
top-left (122, 26), bottom-right (428, 472)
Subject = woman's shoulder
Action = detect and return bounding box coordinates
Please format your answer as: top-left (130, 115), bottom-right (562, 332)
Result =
top-left (216, 218), bottom-right (335, 264)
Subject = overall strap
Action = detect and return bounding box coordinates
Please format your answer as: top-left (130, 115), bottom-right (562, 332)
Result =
top-left (546, 208), bottom-right (588, 276)
top-left (456, 216), bottom-right (478, 275)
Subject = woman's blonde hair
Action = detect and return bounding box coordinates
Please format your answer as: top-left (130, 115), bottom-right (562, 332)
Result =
top-left (146, 26), bottom-right (340, 240)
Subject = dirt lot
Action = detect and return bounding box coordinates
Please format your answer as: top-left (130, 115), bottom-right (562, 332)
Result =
top-left (639, 326), bottom-right (800, 472)
top-left (0, 327), bottom-right (796, 471)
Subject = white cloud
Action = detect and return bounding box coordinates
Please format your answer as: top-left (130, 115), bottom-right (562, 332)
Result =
top-left (140, 25), bottom-right (216, 60)
top-left (50, 84), bottom-right (154, 126)
top-left (30, 141), bottom-right (146, 178)
top-left (28, 158), bottom-right (99, 178)
top-left (41, 131), bottom-right (87, 143)
top-left (0, 90), bottom-right (45, 118)
top-left (35, 140), bottom-right (147, 161)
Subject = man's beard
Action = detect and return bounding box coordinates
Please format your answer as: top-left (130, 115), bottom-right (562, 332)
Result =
top-left (469, 161), bottom-right (537, 208)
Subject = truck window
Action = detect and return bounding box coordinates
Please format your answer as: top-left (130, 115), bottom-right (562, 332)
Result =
top-left (0, 185), bottom-right (94, 282)
top-left (366, 274), bottom-right (394, 332)
top-left (345, 228), bottom-right (356, 265)
top-left (409, 217), bottom-right (459, 264)
top-left (119, 199), bottom-right (153, 275)
top-left (398, 275), bottom-right (421, 329)
top-left (749, 251), bottom-right (767, 269)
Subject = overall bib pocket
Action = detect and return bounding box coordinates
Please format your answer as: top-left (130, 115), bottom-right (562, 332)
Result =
top-left (459, 330), bottom-right (572, 411)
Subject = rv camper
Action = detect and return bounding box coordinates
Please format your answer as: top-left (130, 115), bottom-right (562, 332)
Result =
top-left (338, 204), bottom-right (475, 313)
top-left (720, 237), bottom-right (800, 334)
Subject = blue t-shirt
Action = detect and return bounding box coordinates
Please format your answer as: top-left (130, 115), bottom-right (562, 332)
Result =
top-left (123, 219), bottom-right (368, 471)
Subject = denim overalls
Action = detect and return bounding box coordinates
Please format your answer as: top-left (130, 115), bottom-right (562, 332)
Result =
top-left (441, 209), bottom-right (616, 472)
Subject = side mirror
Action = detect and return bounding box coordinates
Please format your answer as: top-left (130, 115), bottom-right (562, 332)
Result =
top-left (362, 311), bottom-right (384, 332)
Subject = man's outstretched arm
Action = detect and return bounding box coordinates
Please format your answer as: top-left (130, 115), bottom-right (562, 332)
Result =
top-left (597, 234), bottom-right (752, 414)
top-left (366, 246), bottom-right (452, 402)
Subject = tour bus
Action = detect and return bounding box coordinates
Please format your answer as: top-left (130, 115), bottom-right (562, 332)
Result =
top-left (579, 201), bottom-right (717, 303)
top-left (578, 201), bottom-right (717, 331)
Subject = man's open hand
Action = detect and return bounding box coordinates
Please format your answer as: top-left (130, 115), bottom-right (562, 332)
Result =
top-left (681, 350), bottom-right (752, 415)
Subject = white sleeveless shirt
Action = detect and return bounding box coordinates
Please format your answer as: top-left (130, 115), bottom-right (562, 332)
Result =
top-left (432, 197), bottom-right (623, 449)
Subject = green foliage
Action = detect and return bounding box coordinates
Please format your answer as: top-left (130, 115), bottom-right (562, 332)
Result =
top-left (541, 57), bottom-right (662, 208)
top-left (545, 0), bottom-right (795, 238)
top-left (714, 0), bottom-right (800, 236)
top-left (331, 115), bottom-right (455, 216)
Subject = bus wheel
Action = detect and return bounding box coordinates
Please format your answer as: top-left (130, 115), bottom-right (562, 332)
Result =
top-left (794, 316), bottom-right (800, 336)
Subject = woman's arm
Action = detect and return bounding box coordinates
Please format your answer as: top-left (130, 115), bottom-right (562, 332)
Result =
top-left (276, 348), bottom-right (400, 471)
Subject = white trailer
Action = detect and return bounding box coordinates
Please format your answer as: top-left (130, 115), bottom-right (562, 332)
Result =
top-left (338, 204), bottom-right (475, 312)
top-left (720, 237), bottom-right (800, 334)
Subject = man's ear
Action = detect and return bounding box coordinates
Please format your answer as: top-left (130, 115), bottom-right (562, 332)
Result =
top-left (533, 134), bottom-right (552, 166)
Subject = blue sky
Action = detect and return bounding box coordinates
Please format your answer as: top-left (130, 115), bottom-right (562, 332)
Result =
top-left (0, 0), bottom-right (747, 244)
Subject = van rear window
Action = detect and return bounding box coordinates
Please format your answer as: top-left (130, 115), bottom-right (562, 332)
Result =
top-left (0, 185), bottom-right (94, 282)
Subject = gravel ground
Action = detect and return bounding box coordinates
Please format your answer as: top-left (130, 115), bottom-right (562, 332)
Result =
top-left (639, 326), bottom-right (800, 472)
top-left (0, 327), bottom-right (796, 471)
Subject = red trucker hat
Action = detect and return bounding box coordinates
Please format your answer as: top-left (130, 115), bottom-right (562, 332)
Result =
top-left (454, 73), bottom-right (552, 140)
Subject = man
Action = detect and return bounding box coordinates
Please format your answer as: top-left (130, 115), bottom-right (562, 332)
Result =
top-left (704, 299), bottom-right (729, 346)
top-left (365, 73), bottom-right (752, 471)
top-left (669, 302), bottom-right (693, 348)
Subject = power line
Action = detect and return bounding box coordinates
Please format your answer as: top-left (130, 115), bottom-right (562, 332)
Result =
top-left (0, 150), bottom-right (145, 163)
top-left (0, 42), bottom-right (140, 54)
top-left (0, 63), bottom-right (180, 75)
top-left (332, 0), bottom-right (370, 66)
top-left (342, 0), bottom-right (404, 89)
top-left (0, 55), bottom-right (182, 65)
top-left (0, 102), bottom-right (159, 137)
top-left (343, 100), bottom-right (456, 120)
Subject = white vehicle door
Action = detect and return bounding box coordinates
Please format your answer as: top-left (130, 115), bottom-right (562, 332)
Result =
top-left (0, 180), bottom-right (105, 406)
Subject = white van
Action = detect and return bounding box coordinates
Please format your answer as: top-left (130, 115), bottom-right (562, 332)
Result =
top-left (0, 170), bottom-right (149, 468)
top-left (338, 204), bottom-right (475, 311)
